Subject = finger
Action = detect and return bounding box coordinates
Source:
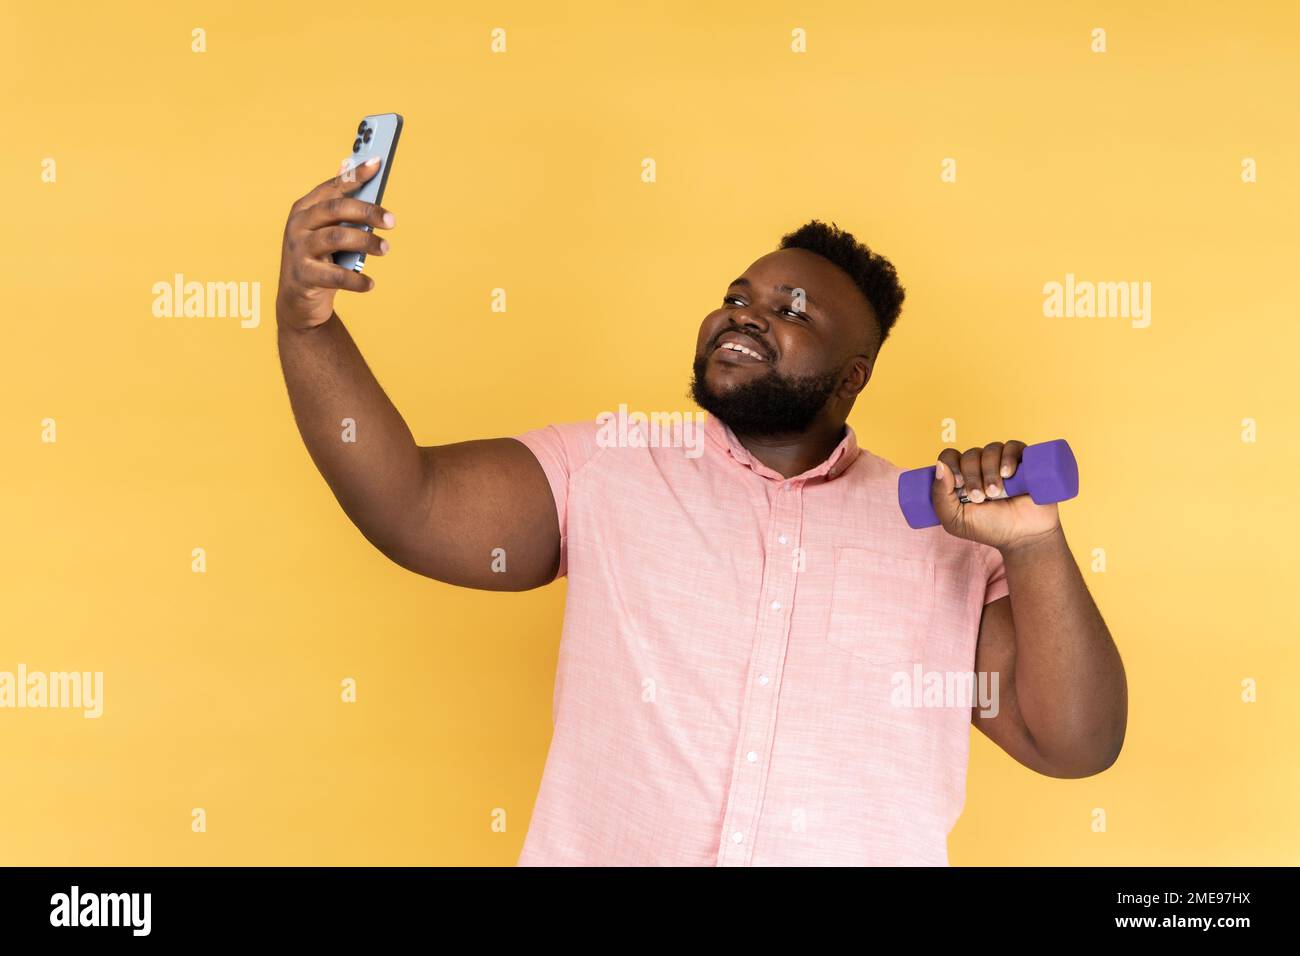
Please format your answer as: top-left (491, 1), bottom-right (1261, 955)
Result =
top-left (981, 442), bottom-right (1006, 498)
top-left (299, 258), bottom-right (375, 294)
top-left (931, 458), bottom-right (961, 528)
top-left (289, 156), bottom-right (382, 215)
top-left (960, 447), bottom-right (985, 502)
top-left (937, 448), bottom-right (963, 488)
top-left (1000, 440), bottom-right (1026, 482)
top-left (303, 224), bottom-right (389, 259)
top-left (299, 196), bottom-right (395, 232)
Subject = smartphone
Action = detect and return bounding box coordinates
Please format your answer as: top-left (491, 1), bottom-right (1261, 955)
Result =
top-left (332, 112), bottom-right (403, 273)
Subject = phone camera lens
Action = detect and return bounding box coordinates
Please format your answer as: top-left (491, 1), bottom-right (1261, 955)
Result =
top-left (357, 121), bottom-right (367, 134)
top-left (352, 138), bottom-right (362, 153)
top-left (362, 128), bottom-right (373, 143)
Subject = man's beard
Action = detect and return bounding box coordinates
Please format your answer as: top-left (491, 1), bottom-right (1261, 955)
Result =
top-left (690, 354), bottom-right (841, 436)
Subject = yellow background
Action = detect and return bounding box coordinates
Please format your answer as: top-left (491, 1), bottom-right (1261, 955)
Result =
top-left (3, 0), bottom-right (1297, 865)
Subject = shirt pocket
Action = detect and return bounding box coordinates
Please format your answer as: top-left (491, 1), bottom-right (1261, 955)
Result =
top-left (826, 546), bottom-right (935, 665)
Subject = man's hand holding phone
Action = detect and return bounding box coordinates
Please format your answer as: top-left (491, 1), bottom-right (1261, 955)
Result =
top-left (276, 158), bottom-right (395, 331)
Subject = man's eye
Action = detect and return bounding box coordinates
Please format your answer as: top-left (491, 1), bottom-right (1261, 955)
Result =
top-left (723, 295), bottom-right (744, 306)
top-left (781, 308), bottom-right (808, 319)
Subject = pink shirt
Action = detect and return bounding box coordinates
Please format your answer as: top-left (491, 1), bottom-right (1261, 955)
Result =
top-left (512, 413), bottom-right (1009, 866)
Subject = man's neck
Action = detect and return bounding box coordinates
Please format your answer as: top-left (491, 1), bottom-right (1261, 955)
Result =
top-left (731, 418), bottom-right (847, 480)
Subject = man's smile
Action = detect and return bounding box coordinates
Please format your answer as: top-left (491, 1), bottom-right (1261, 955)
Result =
top-left (711, 329), bottom-right (771, 365)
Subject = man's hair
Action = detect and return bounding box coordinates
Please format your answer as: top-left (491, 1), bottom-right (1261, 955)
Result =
top-left (778, 220), bottom-right (906, 348)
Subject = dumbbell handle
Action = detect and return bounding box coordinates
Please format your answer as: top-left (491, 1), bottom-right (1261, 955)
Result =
top-left (897, 438), bottom-right (1079, 530)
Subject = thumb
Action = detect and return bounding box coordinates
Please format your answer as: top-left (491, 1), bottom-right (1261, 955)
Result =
top-left (931, 460), bottom-right (961, 529)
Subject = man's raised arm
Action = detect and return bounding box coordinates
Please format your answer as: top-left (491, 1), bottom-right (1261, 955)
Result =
top-left (274, 161), bottom-right (559, 591)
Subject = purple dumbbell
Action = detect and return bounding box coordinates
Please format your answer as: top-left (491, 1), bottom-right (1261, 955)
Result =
top-left (897, 438), bottom-right (1079, 529)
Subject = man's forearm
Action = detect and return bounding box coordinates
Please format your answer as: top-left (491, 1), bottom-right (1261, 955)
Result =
top-left (999, 525), bottom-right (1128, 775)
top-left (276, 309), bottom-right (430, 558)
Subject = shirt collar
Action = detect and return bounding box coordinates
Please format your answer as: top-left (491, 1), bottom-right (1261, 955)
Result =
top-left (704, 414), bottom-right (861, 484)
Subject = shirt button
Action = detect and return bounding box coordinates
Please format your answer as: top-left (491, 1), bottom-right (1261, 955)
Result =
top-left (770, 600), bottom-right (781, 612)
top-left (732, 831), bottom-right (745, 844)
top-left (778, 534), bottom-right (788, 545)
top-left (746, 751), bottom-right (758, 763)
top-left (758, 674), bottom-right (770, 686)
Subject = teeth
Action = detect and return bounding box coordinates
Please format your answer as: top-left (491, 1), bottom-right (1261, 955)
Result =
top-left (720, 342), bottom-right (764, 360)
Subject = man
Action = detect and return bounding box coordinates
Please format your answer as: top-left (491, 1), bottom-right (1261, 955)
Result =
top-left (276, 160), bottom-right (1128, 866)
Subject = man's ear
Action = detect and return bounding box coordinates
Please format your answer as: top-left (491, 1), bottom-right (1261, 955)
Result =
top-left (839, 355), bottom-right (873, 399)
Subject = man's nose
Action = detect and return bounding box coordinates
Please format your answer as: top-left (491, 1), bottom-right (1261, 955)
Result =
top-left (733, 306), bottom-right (769, 333)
